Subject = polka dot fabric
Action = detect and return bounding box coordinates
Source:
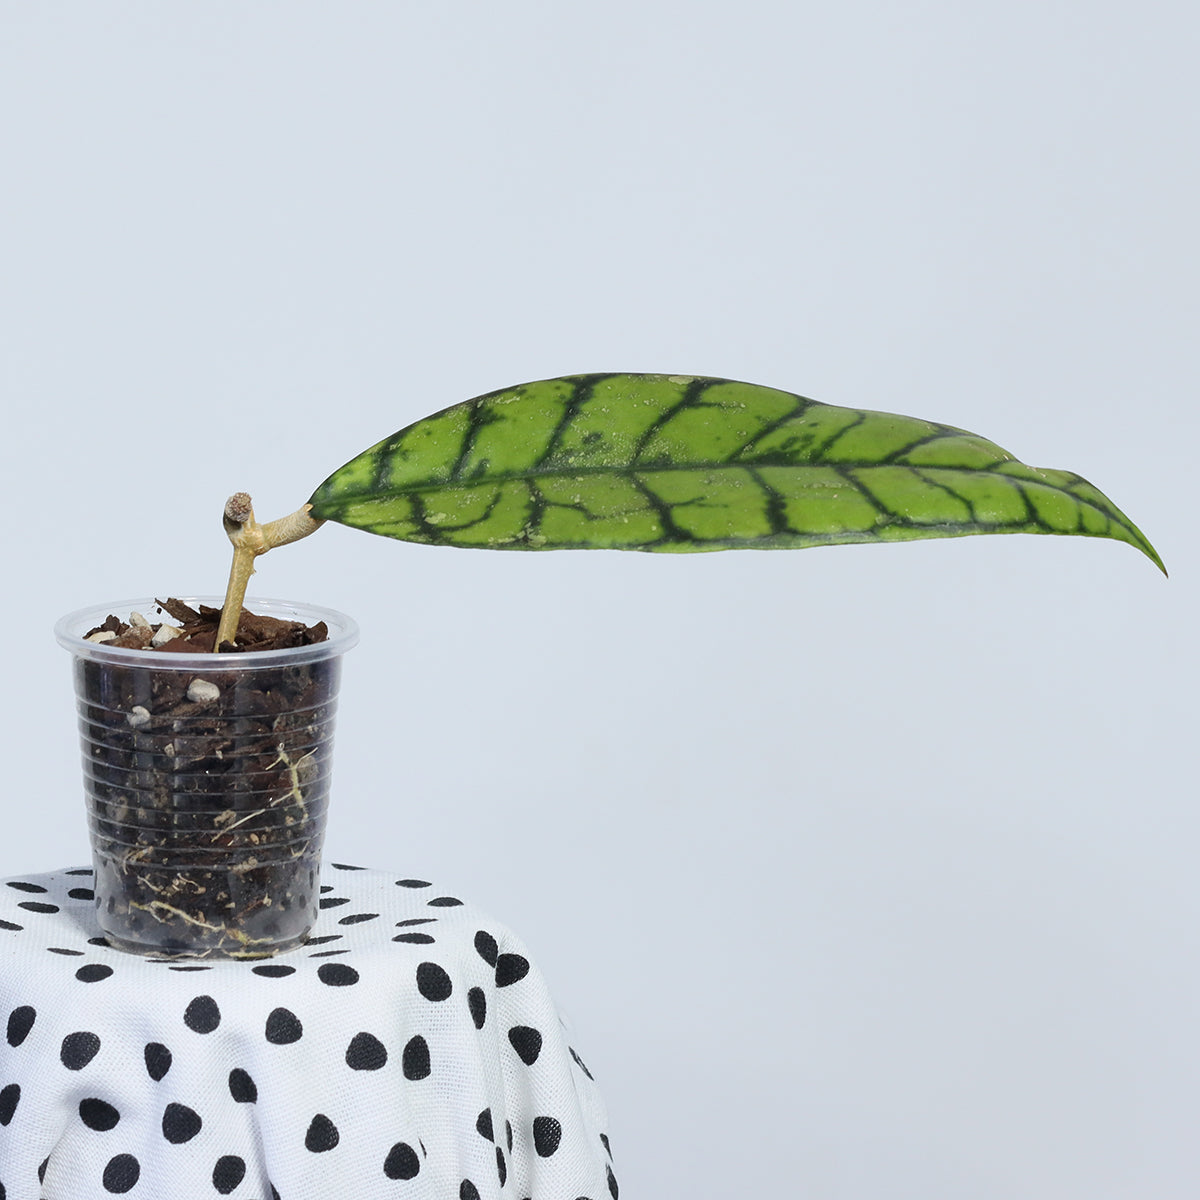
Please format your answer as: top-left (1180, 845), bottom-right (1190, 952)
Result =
top-left (0, 867), bottom-right (615, 1199)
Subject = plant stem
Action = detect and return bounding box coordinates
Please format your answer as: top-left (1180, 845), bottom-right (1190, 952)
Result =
top-left (215, 494), bottom-right (325, 650)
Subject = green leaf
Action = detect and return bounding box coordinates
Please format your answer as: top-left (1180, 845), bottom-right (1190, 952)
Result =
top-left (308, 373), bottom-right (1164, 572)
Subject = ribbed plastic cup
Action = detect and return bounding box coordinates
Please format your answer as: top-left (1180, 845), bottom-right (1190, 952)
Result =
top-left (55, 598), bottom-right (358, 958)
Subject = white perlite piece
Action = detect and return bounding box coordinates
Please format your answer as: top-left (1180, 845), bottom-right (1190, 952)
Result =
top-left (86, 630), bottom-right (117, 644)
top-left (129, 611), bottom-right (151, 629)
top-left (127, 706), bottom-right (152, 729)
top-left (150, 624), bottom-right (182, 647)
top-left (187, 679), bottom-right (221, 704)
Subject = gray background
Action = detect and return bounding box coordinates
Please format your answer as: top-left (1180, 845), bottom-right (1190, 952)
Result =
top-left (2, 4), bottom-right (1195, 1197)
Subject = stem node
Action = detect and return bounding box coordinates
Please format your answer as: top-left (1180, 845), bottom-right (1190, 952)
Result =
top-left (214, 496), bottom-right (325, 650)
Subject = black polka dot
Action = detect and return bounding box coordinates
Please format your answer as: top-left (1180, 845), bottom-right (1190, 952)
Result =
top-left (0, 920), bottom-right (22, 932)
top-left (304, 935), bottom-right (343, 945)
top-left (401, 1035), bottom-right (429, 1080)
top-left (607, 1163), bottom-right (619, 1198)
top-left (61, 1031), bottom-right (101, 1069)
top-left (474, 930), bottom-right (498, 967)
top-left (18, 901), bottom-right (59, 914)
top-left (317, 962), bottom-right (359, 987)
top-left (331, 863), bottom-right (366, 870)
top-left (37, 1157), bottom-right (48, 1182)
top-left (212, 1155), bottom-right (246, 1194)
top-left (476, 1108), bottom-right (494, 1141)
top-left (183, 995), bottom-right (221, 1032)
top-left (168, 965), bottom-right (210, 972)
top-left (269, 1186), bottom-right (280, 1200)
top-left (229, 1068), bottom-right (257, 1102)
top-left (416, 962), bottom-right (452, 1002)
top-left (395, 918), bottom-right (437, 927)
top-left (65, 868), bottom-right (93, 875)
top-left (265, 1007), bottom-right (303, 1044)
top-left (428, 896), bottom-right (462, 907)
top-left (508, 1025), bottom-right (543, 1065)
top-left (496, 1146), bottom-right (507, 1186)
top-left (383, 1142), bottom-right (420, 1180)
top-left (305, 1113), bottom-right (339, 1152)
top-left (533, 1116), bottom-right (562, 1157)
top-left (318, 896), bottom-right (350, 909)
top-left (144, 1042), bottom-right (172, 1081)
top-left (347, 1032), bottom-right (388, 1072)
top-left (505, 1120), bottom-right (513, 1152)
top-left (68, 888), bottom-right (95, 901)
top-left (495, 953), bottom-right (530, 987)
top-left (395, 879), bottom-right (431, 888)
top-left (162, 1102), bottom-right (202, 1143)
top-left (0, 1084), bottom-right (19, 1126)
top-left (308, 949), bottom-right (350, 958)
top-left (460, 1182), bottom-right (480, 1200)
top-left (468, 987), bottom-right (486, 1029)
top-left (600, 1132), bottom-right (612, 1158)
top-left (319, 885), bottom-right (334, 893)
top-left (87, 936), bottom-right (109, 946)
top-left (252, 964), bottom-right (296, 978)
top-left (338, 912), bottom-right (379, 925)
top-left (102, 1153), bottom-right (140, 1193)
top-left (75, 963), bottom-right (113, 983)
top-left (392, 932), bottom-right (435, 944)
top-left (47, 947), bottom-right (84, 956)
top-left (79, 1097), bottom-right (120, 1131)
top-left (6, 881), bottom-right (47, 893)
top-left (6, 1005), bottom-right (35, 1047)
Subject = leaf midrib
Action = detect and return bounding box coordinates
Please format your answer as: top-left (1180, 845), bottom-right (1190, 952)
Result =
top-left (320, 456), bottom-right (1028, 504)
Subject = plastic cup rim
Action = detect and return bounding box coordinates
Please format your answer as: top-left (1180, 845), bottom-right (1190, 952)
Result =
top-left (55, 596), bottom-right (359, 668)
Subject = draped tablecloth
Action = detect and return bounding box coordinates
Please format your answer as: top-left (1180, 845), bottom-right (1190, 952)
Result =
top-left (0, 864), bottom-right (616, 1200)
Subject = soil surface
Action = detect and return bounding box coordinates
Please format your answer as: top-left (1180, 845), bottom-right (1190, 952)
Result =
top-left (83, 597), bottom-right (329, 654)
top-left (75, 601), bottom-right (338, 957)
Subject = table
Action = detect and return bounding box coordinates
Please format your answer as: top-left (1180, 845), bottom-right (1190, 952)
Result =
top-left (0, 865), bottom-right (617, 1200)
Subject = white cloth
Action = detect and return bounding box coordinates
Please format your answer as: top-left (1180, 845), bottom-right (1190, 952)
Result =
top-left (0, 865), bottom-right (616, 1200)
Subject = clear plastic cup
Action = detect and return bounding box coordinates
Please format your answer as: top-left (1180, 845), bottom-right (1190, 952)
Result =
top-left (55, 598), bottom-right (358, 958)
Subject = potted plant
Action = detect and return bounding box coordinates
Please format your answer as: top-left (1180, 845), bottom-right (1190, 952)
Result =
top-left (54, 372), bottom-right (1163, 958)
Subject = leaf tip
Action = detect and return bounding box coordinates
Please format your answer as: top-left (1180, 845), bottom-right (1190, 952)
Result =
top-left (1125, 527), bottom-right (1167, 576)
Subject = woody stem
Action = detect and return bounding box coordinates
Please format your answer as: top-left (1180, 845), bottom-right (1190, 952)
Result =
top-left (214, 494), bottom-right (325, 651)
